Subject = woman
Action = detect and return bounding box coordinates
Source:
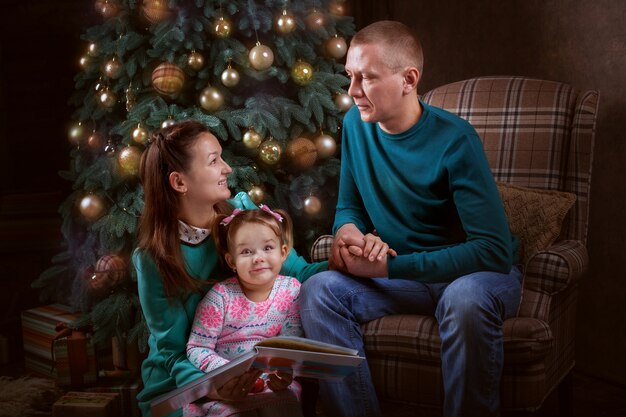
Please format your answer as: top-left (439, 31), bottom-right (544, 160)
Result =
top-left (133, 120), bottom-right (326, 417)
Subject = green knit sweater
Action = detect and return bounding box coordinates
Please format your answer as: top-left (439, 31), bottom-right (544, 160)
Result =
top-left (334, 101), bottom-right (517, 283)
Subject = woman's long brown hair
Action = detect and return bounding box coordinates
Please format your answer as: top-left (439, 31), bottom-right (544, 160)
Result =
top-left (136, 120), bottom-right (231, 299)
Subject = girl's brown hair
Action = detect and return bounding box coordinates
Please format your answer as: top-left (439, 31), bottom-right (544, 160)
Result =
top-left (212, 207), bottom-right (293, 266)
top-left (136, 120), bottom-right (231, 298)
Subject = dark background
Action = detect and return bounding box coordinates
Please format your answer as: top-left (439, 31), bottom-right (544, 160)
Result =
top-left (1, 0), bottom-right (624, 387)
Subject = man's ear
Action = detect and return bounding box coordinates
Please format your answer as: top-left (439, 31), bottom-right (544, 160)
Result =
top-left (168, 171), bottom-right (187, 194)
top-left (402, 67), bottom-right (420, 95)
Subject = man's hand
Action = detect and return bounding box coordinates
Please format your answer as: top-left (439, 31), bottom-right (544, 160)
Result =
top-left (331, 224), bottom-right (365, 271)
top-left (340, 245), bottom-right (390, 278)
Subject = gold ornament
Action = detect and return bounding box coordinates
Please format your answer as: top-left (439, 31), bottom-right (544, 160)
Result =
top-left (213, 16), bottom-right (232, 38)
top-left (291, 60), bottom-right (314, 85)
top-left (287, 137), bottom-right (317, 170)
top-left (102, 56), bottom-right (122, 78)
top-left (248, 186), bottom-right (265, 205)
top-left (199, 86), bottom-right (224, 112)
top-left (187, 50), bottom-right (205, 71)
top-left (334, 92), bottom-right (353, 112)
top-left (304, 195), bottom-right (322, 215)
top-left (79, 54), bottom-right (90, 68)
top-left (329, 1), bottom-right (347, 16)
top-left (221, 66), bottom-right (240, 87)
top-left (161, 117), bottom-right (176, 128)
top-left (89, 254), bottom-right (127, 295)
top-left (132, 123), bottom-right (148, 144)
top-left (79, 194), bottom-right (105, 221)
top-left (242, 128), bottom-right (262, 149)
top-left (94, 78), bottom-right (105, 92)
top-left (87, 42), bottom-right (98, 57)
top-left (258, 139), bottom-right (282, 165)
top-left (142, 0), bottom-right (172, 25)
top-left (326, 36), bottom-right (347, 59)
top-left (88, 131), bottom-right (105, 149)
top-left (249, 43), bottom-right (274, 70)
top-left (98, 87), bottom-right (117, 108)
top-left (275, 9), bottom-right (296, 34)
top-left (97, 0), bottom-right (120, 18)
top-left (68, 121), bottom-right (86, 145)
top-left (151, 62), bottom-right (185, 95)
top-left (314, 133), bottom-right (337, 158)
top-left (118, 146), bottom-right (142, 175)
top-left (305, 9), bottom-right (325, 29)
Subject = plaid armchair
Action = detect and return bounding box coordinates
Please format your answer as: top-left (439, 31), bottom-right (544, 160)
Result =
top-left (310, 76), bottom-right (598, 413)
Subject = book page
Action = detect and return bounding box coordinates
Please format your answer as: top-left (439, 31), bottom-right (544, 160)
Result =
top-left (255, 335), bottom-right (359, 356)
top-left (253, 345), bottom-right (364, 380)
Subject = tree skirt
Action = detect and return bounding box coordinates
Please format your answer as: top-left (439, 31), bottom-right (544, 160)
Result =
top-left (0, 376), bottom-right (62, 417)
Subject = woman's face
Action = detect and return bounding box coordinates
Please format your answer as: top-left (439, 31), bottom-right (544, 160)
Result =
top-left (178, 132), bottom-right (232, 206)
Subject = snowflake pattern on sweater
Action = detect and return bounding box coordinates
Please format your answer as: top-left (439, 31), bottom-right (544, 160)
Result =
top-left (185, 275), bottom-right (302, 417)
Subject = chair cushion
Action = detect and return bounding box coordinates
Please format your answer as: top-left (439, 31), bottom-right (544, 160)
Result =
top-left (497, 182), bottom-right (576, 261)
top-left (362, 314), bottom-right (553, 365)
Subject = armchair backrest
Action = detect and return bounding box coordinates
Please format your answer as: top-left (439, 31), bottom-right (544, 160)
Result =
top-left (422, 76), bottom-right (598, 244)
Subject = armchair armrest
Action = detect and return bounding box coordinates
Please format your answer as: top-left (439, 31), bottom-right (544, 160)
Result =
top-left (523, 240), bottom-right (588, 295)
top-left (311, 235), bottom-right (333, 262)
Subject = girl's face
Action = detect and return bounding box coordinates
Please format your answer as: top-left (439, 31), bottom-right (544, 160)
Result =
top-left (177, 132), bottom-right (232, 206)
top-left (225, 222), bottom-right (288, 300)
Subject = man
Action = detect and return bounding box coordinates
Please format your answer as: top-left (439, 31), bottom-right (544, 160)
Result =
top-left (300, 20), bottom-right (522, 417)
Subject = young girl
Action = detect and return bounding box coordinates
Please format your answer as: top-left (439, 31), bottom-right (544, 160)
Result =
top-left (185, 206), bottom-right (303, 417)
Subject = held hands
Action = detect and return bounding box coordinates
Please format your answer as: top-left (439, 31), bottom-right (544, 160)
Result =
top-left (331, 224), bottom-right (397, 278)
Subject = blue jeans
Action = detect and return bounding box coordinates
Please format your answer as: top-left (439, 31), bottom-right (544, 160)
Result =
top-left (299, 267), bottom-right (522, 417)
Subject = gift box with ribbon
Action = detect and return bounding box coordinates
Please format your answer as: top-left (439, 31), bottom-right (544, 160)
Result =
top-left (86, 377), bottom-right (143, 417)
top-left (53, 327), bottom-right (98, 387)
top-left (21, 303), bottom-right (82, 377)
top-left (52, 391), bottom-right (120, 417)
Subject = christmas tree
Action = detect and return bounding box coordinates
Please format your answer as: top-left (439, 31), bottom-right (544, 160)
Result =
top-left (34, 0), bottom-right (354, 350)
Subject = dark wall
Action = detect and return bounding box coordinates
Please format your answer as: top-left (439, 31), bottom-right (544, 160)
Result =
top-left (0, 0), bottom-right (98, 360)
top-left (351, 0), bottom-right (626, 385)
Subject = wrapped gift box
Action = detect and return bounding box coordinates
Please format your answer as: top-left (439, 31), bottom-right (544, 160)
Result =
top-left (21, 304), bottom-right (82, 377)
top-left (87, 378), bottom-right (143, 417)
top-left (54, 330), bottom-right (98, 387)
top-left (52, 391), bottom-right (120, 417)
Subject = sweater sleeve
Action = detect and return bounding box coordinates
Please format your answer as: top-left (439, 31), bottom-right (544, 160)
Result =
top-left (187, 285), bottom-right (230, 372)
top-left (387, 134), bottom-right (515, 282)
top-left (133, 249), bottom-right (205, 387)
top-left (278, 277), bottom-right (304, 337)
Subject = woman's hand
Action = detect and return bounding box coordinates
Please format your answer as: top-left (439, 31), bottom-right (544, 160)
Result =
top-left (209, 369), bottom-right (262, 401)
top-left (267, 371), bottom-right (293, 392)
top-left (348, 233), bottom-right (397, 261)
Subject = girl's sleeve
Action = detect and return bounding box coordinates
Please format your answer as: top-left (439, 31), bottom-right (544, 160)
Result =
top-left (279, 278), bottom-right (304, 337)
top-left (133, 249), bottom-right (205, 387)
top-left (187, 285), bottom-right (230, 372)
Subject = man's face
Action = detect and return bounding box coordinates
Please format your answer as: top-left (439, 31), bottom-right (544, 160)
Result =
top-left (345, 43), bottom-right (406, 129)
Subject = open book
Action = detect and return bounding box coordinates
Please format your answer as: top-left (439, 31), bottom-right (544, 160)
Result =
top-left (150, 336), bottom-right (364, 417)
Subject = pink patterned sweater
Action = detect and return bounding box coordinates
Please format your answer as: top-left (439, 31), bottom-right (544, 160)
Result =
top-left (185, 275), bottom-right (302, 417)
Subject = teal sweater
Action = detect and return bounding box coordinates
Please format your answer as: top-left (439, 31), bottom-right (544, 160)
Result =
top-left (335, 101), bottom-right (516, 283)
top-left (133, 195), bottom-right (327, 417)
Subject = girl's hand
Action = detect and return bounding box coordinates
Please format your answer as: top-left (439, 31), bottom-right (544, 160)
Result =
top-left (210, 369), bottom-right (261, 401)
top-left (266, 371), bottom-right (293, 392)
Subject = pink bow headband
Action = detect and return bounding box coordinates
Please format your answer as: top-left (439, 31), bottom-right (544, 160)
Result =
top-left (220, 204), bottom-right (283, 226)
